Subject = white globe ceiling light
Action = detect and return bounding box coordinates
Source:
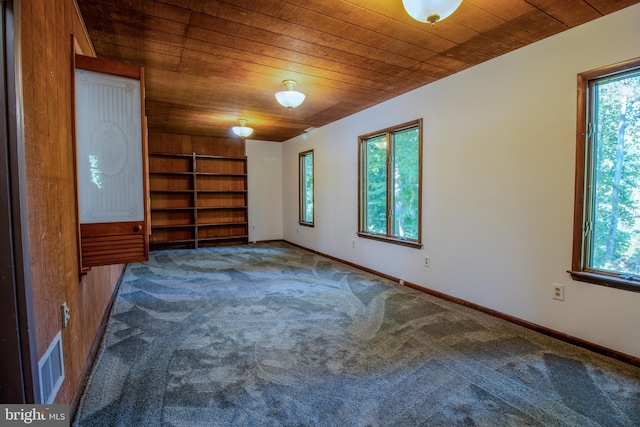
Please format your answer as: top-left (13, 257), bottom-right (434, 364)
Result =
top-left (232, 119), bottom-right (253, 139)
top-left (275, 80), bottom-right (305, 110)
top-left (402, 0), bottom-right (463, 25)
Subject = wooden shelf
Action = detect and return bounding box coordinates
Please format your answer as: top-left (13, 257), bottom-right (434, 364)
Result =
top-left (150, 239), bottom-right (197, 248)
top-left (150, 207), bottom-right (194, 211)
top-left (149, 171), bottom-right (194, 175)
top-left (194, 172), bottom-right (247, 176)
top-left (196, 206), bottom-right (248, 210)
top-left (198, 221), bottom-right (248, 227)
top-left (199, 236), bottom-right (249, 241)
top-left (150, 237), bottom-right (195, 243)
top-left (148, 152), bottom-right (193, 158)
top-left (151, 224), bottom-right (196, 229)
top-left (195, 154), bottom-right (246, 160)
top-left (148, 150), bottom-right (248, 250)
top-left (196, 190), bottom-right (247, 194)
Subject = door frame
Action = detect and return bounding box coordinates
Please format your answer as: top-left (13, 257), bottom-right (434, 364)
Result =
top-left (0, 0), bottom-right (39, 403)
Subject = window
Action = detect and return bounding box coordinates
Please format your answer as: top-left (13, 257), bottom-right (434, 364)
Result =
top-left (358, 119), bottom-right (422, 248)
top-left (299, 150), bottom-right (314, 226)
top-left (571, 58), bottom-right (640, 291)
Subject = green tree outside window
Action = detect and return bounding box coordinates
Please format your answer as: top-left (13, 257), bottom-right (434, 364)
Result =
top-left (359, 120), bottom-right (422, 248)
top-left (299, 150), bottom-right (314, 225)
top-left (590, 71), bottom-right (640, 276)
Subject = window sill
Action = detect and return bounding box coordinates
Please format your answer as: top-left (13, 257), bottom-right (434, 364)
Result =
top-left (568, 270), bottom-right (640, 293)
top-left (299, 222), bottom-right (314, 228)
top-left (357, 232), bottom-right (423, 249)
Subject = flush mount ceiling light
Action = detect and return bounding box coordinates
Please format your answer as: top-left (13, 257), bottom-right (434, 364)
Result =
top-left (275, 80), bottom-right (305, 110)
top-left (402, 0), bottom-right (463, 25)
top-left (232, 119), bottom-right (253, 139)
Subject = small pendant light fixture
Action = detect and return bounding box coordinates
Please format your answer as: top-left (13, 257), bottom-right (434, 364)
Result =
top-left (402, 0), bottom-right (463, 25)
top-left (275, 80), bottom-right (306, 110)
top-left (232, 119), bottom-right (253, 139)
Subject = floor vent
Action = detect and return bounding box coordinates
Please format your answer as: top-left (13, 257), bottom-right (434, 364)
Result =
top-left (38, 331), bottom-right (65, 404)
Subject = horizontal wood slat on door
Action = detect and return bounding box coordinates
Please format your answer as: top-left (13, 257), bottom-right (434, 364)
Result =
top-left (81, 222), bottom-right (147, 267)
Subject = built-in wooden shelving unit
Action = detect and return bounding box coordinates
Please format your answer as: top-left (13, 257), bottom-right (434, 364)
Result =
top-left (147, 132), bottom-right (248, 250)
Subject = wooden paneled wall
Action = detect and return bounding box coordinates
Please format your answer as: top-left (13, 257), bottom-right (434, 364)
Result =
top-left (21, 0), bottom-right (124, 404)
top-left (148, 131), bottom-right (246, 157)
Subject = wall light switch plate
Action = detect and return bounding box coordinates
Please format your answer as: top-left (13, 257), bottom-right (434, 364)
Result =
top-left (61, 302), bottom-right (71, 328)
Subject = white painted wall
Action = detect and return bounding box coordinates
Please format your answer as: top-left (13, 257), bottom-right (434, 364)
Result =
top-left (246, 139), bottom-right (283, 242)
top-left (281, 4), bottom-right (640, 358)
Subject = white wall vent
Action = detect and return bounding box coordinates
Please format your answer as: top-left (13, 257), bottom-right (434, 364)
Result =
top-left (38, 331), bottom-right (65, 403)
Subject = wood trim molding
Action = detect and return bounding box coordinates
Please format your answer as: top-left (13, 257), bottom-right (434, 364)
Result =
top-left (4, 0), bottom-right (40, 402)
top-left (357, 118), bottom-right (423, 248)
top-left (282, 240), bottom-right (640, 368)
top-left (71, 38), bottom-right (88, 276)
top-left (298, 149), bottom-right (314, 227)
top-left (72, 0), bottom-right (96, 58)
top-left (75, 54), bottom-right (142, 79)
top-left (570, 56), bottom-right (640, 292)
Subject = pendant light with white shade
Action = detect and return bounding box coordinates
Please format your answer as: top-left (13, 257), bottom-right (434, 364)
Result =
top-left (232, 119), bottom-right (253, 139)
top-left (275, 80), bottom-right (305, 110)
top-left (402, 0), bottom-right (463, 25)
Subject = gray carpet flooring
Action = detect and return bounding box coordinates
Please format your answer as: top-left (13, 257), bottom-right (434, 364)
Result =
top-left (73, 242), bottom-right (640, 426)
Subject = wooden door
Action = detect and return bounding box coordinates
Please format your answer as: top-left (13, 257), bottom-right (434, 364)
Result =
top-left (74, 55), bottom-right (149, 269)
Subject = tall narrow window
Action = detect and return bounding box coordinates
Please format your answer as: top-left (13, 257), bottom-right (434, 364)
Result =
top-left (358, 119), bottom-right (422, 248)
top-left (299, 150), bottom-right (314, 226)
top-left (571, 58), bottom-right (640, 291)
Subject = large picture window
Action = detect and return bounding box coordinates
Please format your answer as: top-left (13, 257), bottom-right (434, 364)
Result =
top-left (299, 150), bottom-right (314, 226)
top-left (571, 58), bottom-right (640, 291)
top-left (358, 119), bottom-right (422, 248)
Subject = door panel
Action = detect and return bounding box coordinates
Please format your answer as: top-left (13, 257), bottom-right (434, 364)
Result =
top-left (74, 55), bottom-right (148, 269)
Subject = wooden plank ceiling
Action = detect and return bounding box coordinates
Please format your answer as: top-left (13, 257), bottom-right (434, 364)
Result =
top-left (76, 0), bottom-right (639, 142)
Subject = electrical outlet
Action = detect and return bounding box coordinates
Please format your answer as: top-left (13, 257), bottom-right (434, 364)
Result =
top-left (424, 256), bottom-right (431, 267)
top-left (552, 284), bottom-right (564, 301)
top-left (61, 302), bottom-right (71, 328)
top-left (352, 240), bottom-right (356, 248)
